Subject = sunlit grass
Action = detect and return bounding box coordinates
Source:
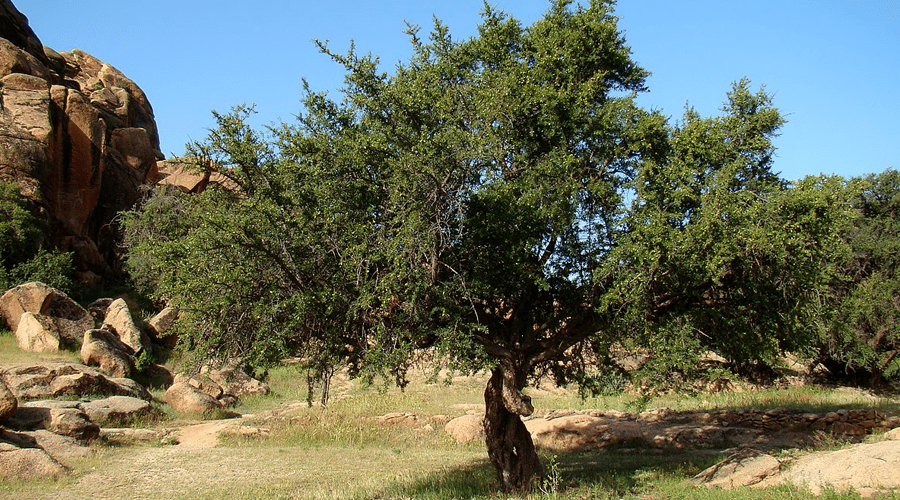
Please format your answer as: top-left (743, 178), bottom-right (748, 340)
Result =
top-left (0, 326), bottom-right (81, 364)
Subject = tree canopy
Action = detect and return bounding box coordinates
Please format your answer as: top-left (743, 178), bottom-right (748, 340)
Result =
top-left (121, 0), bottom-right (889, 491)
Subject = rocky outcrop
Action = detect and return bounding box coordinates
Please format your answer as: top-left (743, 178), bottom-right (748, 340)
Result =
top-left (0, 362), bottom-right (151, 401)
top-left (156, 157), bottom-right (239, 194)
top-left (0, 281), bottom-right (93, 347)
top-left (0, 0), bottom-right (162, 283)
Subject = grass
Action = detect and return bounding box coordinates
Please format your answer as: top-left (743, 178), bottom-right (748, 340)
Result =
top-left (0, 326), bottom-right (81, 364)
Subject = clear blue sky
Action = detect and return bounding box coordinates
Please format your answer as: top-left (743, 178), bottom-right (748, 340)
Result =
top-left (19, 1), bottom-right (900, 181)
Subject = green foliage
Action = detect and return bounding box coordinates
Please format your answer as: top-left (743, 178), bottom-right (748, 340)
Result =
top-left (0, 180), bottom-right (75, 295)
top-left (602, 80), bottom-right (850, 383)
top-left (121, 0), bottom-right (883, 431)
top-left (0, 180), bottom-right (45, 265)
top-left (813, 169), bottom-right (900, 384)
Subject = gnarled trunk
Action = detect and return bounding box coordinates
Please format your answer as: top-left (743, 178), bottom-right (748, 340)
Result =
top-left (483, 362), bottom-right (544, 491)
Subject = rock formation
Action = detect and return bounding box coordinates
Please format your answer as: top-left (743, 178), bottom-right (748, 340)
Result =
top-left (0, 0), bottom-right (162, 284)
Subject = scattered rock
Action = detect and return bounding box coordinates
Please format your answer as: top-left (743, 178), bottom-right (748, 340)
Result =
top-left (99, 427), bottom-right (163, 444)
top-left (205, 366), bottom-right (270, 398)
top-left (444, 414), bottom-right (484, 444)
top-left (103, 298), bottom-right (151, 355)
top-left (80, 327), bottom-right (134, 378)
top-left (165, 381), bottom-right (222, 415)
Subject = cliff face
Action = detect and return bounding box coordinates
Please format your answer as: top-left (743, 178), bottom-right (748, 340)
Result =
top-left (0, 0), bottom-right (161, 285)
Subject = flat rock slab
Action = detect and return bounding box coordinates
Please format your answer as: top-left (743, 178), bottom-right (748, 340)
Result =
top-left (764, 440), bottom-right (900, 496)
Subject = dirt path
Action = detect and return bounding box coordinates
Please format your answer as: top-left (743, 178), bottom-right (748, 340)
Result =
top-left (44, 415), bottom-right (295, 500)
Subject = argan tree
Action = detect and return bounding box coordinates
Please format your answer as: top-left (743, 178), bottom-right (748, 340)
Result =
top-left (123, 1), bottom-right (835, 491)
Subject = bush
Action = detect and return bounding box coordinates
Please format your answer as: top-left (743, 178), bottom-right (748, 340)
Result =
top-left (0, 180), bottom-right (75, 295)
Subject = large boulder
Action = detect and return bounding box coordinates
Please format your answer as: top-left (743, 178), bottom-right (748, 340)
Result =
top-left (164, 367), bottom-right (269, 415)
top-left (79, 395), bottom-right (155, 426)
top-left (444, 414), bottom-right (485, 445)
top-left (0, 0), bottom-right (162, 283)
top-left (14, 311), bottom-right (60, 352)
top-left (80, 327), bottom-right (133, 378)
top-left (165, 381), bottom-right (222, 415)
top-left (0, 282), bottom-right (93, 346)
top-left (45, 407), bottom-right (100, 441)
top-left (103, 298), bottom-right (151, 355)
top-left (0, 442), bottom-right (67, 479)
top-left (0, 378), bottom-right (16, 422)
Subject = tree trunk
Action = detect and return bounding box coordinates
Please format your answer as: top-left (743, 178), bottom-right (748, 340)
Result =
top-left (483, 363), bottom-right (544, 492)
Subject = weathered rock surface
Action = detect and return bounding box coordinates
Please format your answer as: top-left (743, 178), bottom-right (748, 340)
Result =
top-left (103, 298), bottom-right (151, 355)
top-left (165, 381), bottom-right (223, 415)
top-left (444, 414), bottom-right (485, 445)
top-left (14, 311), bottom-right (60, 352)
top-left (81, 326), bottom-right (133, 378)
top-left (0, 378), bottom-right (16, 422)
top-left (80, 395), bottom-right (155, 426)
top-left (762, 440), bottom-right (900, 497)
top-left (146, 306), bottom-right (179, 347)
top-left (156, 157), bottom-right (238, 194)
top-left (9, 395), bottom-right (154, 432)
top-left (692, 448), bottom-right (782, 489)
top-left (0, 282), bottom-right (93, 346)
top-left (44, 407), bottom-right (100, 440)
top-left (0, 442), bottom-right (67, 479)
top-left (3, 429), bottom-right (92, 459)
top-left (0, 362), bottom-right (150, 401)
top-left (0, 1), bottom-right (162, 282)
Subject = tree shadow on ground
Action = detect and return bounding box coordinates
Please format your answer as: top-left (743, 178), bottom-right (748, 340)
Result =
top-left (373, 448), bottom-right (724, 499)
